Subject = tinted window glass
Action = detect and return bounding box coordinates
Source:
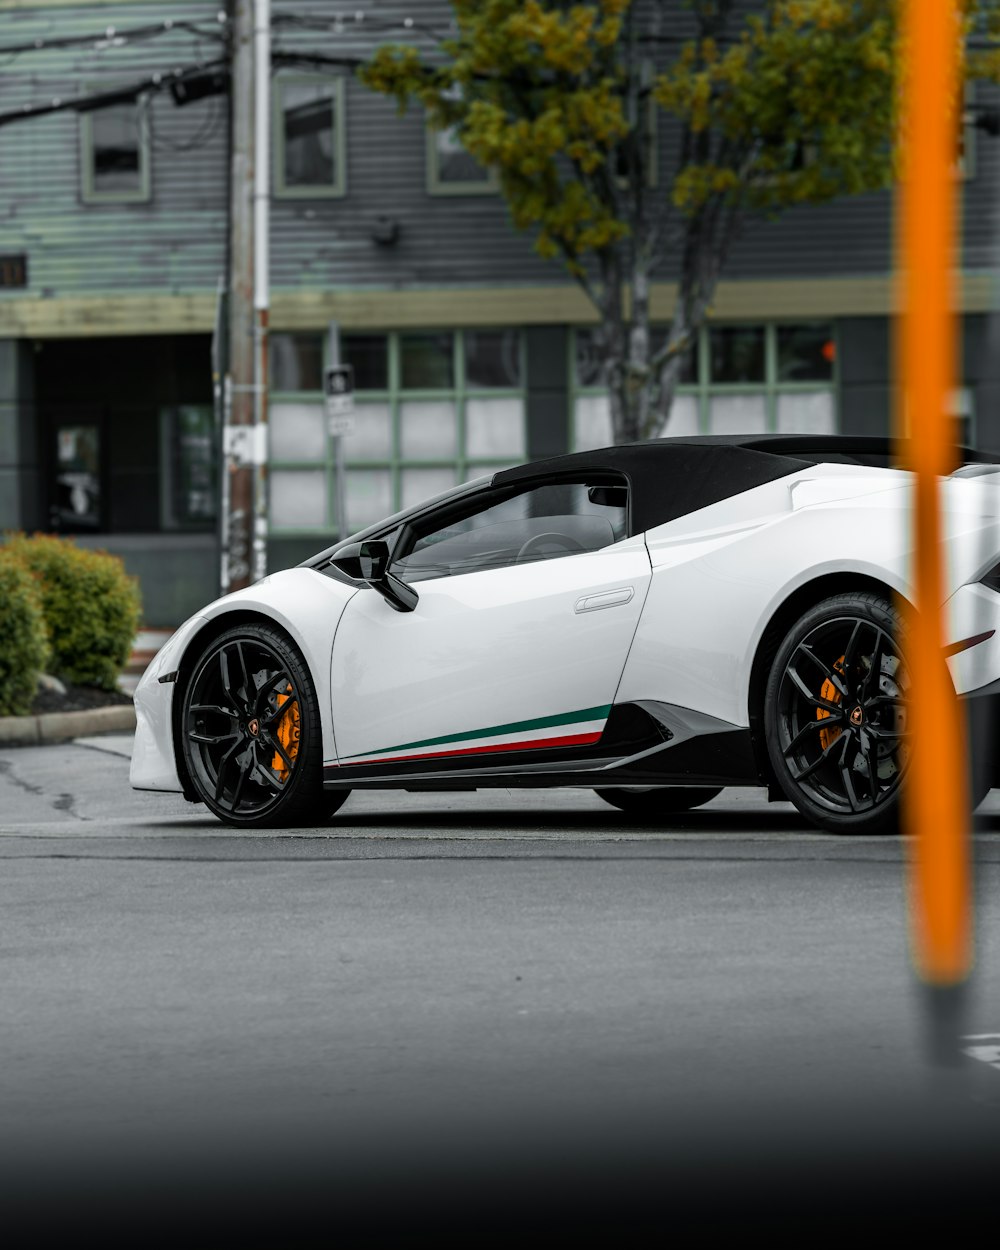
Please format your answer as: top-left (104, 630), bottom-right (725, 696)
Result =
top-left (777, 324), bottom-right (835, 382)
top-left (282, 82), bottom-right (336, 187)
top-left (401, 332), bottom-right (454, 389)
top-left (465, 330), bottom-right (521, 388)
top-left (91, 103), bottom-right (142, 193)
top-left (710, 326), bottom-right (765, 383)
top-left (394, 480), bottom-right (628, 582)
top-left (343, 334), bottom-right (388, 390)
top-left (270, 333), bottom-right (323, 391)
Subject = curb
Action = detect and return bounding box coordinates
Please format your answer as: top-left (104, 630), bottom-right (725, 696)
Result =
top-left (0, 704), bottom-right (137, 748)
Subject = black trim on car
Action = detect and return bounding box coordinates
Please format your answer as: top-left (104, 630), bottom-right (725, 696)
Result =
top-left (323, 701), bottom-right (759, 791)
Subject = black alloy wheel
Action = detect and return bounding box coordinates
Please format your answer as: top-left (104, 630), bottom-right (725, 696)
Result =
top-left (594, 786), bottom-right (723, 817)
top-left (764, 592), bottom-right (907, 834)
top-left (181, 623), bottom-right (348, 828)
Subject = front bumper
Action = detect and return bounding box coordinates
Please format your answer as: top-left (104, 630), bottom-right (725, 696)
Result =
top-left (129, 615), bottom-right (207, 793)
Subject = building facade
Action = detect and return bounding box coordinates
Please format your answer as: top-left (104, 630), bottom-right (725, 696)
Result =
top-left (2, 0), bottom-right (1000, 625)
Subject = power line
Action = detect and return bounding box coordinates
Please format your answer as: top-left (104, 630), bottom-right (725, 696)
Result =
top-left (0, 15), bottom-right (228, 59)
top-left (0, 58), bottom-right (229, 129)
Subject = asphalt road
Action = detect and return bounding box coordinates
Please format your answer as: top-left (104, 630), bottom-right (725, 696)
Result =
top-left (2, 736), bottom-right (1000, 1240)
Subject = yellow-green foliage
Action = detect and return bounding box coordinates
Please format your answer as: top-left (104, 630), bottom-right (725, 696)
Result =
top-left (360, 1), bottom-right (909, 262)
top-left (362, 0), bottom-right (631, 267)
top-left (656, 0), bottom-right (898, 213)
top-left (0, 551), bottom-right (50, 717)
top-left (5, 534), bottom-right (141, 692)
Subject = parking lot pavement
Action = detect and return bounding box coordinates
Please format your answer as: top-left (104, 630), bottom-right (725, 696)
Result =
top-left (5, 731), bottom-right (1000, 842)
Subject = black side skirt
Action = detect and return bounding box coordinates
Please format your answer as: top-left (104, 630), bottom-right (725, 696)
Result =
top-left (323, 701), bottom-right (760, 791)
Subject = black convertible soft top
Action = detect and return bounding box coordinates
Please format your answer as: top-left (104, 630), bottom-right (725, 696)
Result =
top-left (494, 434), bottom-right (998, 535)
top-left (493, 436), bottom-right (812, 535)
top-left (305, 435), bottom-right (998, 568)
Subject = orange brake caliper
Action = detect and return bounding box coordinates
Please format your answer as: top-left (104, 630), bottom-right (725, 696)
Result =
top-left (817, 655), bottom-right (846, 750)
top-left (272, 684), bottom-right (301, 782)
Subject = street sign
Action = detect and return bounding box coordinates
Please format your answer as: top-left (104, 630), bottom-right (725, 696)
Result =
top-left (324, 363), bottom-right (355, 435)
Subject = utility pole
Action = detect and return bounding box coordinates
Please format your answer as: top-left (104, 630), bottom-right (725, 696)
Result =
top-left (220, 0), bottom-right (269, 595)
top-left (252, 0), bottom-right (270, 584)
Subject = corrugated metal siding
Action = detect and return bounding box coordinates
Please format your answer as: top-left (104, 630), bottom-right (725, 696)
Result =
top-left (0, 1), bottom-right (228, 295)
top-left (0, 0), bottom-right (995, 307)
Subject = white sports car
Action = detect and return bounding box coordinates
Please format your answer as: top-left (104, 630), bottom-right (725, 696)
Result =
top-left (131, 435), bottom-right (1000, 835)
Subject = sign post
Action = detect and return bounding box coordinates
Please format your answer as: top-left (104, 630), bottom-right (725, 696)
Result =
top-left (325, 322), bottom-right (354, 540)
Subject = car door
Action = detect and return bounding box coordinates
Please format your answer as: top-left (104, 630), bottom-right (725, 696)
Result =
top-left (330, 477), bottom-right (651, 772)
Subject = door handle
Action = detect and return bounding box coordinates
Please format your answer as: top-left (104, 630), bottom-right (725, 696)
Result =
top-left (574, 587), bottom-right (635, 614)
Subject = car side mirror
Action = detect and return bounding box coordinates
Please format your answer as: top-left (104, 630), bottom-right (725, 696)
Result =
top-left (330, 540), bottom-right (417, 614)
top-left (588, 485), bottom-right (628, 508)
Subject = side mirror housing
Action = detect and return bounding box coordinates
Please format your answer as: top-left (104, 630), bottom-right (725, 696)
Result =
top-left (330, 540), bottom-right (417, 613)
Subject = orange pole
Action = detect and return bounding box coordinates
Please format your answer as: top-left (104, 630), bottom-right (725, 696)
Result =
top-left (898, 0), bottom-right (972, 984)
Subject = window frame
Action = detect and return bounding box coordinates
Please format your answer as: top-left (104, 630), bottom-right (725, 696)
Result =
top-left (267, 329), bottom-right (527, 538)
top-left (79, 92), bottom-right (151, 205)
top-left (568, 321), bottom-right (840, 447)
top-left (272, 73), bottom-right (347, 200)
top-left (425, 117), bottom-right (499, 197)
top-left (389, 471), bottom-right (631, 583)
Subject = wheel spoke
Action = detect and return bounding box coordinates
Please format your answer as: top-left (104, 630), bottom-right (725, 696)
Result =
top-left (189, 729), bottom-right (240, 746)
top-left (839, 734), bottom-right (864, 813)
top-left (859, 628), bottom-right (887, 699)
top-left (189, 702), bottom-right (240, 718)
top-left (786, 665), bottom-right (845, 714)
top-left (783, 715), bottom-right (841, 757)
top-left (234, 641), bottom-right (251, 704)
top-left (796, 644), bottom-right (848, 697)
top-left (864, 743), bottom-right (880, 804)
top-left (268, 733), bottom-right (296, 775)
top-left (841, 620), bottom-right (866, 679)
top-left (840, 761), bottom-right (863, 812)
top-left (263, 693), bottom-right (298, 731)
top-left (789, 732), bottom-right (847, 783)
top-left (230, 752), bottom-right (251, 812)
top-left (219, 648), bottom-right (242, 707)
top-left (258, 671), bottom-right (294, 713)
top-left (214, 740), bottom-right (242, 804)
top-left (254, 752), bottom-right (289, 790)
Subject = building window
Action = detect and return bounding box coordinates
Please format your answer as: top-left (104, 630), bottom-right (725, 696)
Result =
top-left (80, 97), bottom-right (150, 203)
top-left (274, 76), bottom-right (346, 198)
top-left (426, 93), bottom-right (497, 195)
top-left (571, 322), bottom-right (838, 450)
top-left (268, 329), bottom-right (526, 536)
top-left (159, 406), bottom-right (218, 530)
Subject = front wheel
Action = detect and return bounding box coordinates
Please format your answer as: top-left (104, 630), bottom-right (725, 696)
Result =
top-left (595, 786), bottom-right (723, 817)
top-left (180, 623), bottom-right (346, 828)
top-left (764, 592), bottom-right (907, 835)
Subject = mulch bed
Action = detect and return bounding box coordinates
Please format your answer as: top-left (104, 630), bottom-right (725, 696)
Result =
top-left (29, 682), bottom-right (134, 717)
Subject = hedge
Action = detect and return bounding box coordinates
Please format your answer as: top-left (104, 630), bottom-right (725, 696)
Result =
top-left (5, 534), bottom-right (142, 692)
top-left (0, 551), bottom-right (51, 716)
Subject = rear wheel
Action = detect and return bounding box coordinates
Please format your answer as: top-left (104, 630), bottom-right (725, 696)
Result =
top-left (181, 623), bottom-right (348, 828)
top-left (764, 593), bottom-right (907, 835)
top-left (595, 786), bottom-right (723, 817)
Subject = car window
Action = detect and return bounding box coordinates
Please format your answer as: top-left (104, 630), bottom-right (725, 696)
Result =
top-left (393, 480), bottom-right (628, 583)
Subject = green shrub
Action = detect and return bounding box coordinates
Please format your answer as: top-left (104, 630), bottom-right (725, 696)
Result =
top-left (5, 534), bottom-right (142, 692)
top-left (0, 551), bottom-right (50, 716)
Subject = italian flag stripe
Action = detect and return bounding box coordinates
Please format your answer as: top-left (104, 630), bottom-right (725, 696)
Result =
top-left (338, 704), bottom-right (612, 767)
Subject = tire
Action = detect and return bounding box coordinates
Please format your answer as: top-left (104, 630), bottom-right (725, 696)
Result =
top-left (594, 786), bottom-right (723, 817)
top-left (180, 623), bottom-right (348, 828)
top-left (764, 592), bottom-right (907, 835)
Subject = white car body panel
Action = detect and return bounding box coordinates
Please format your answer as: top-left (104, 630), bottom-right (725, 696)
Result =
top-left (617, 466), bottom-right (1000, 728)
top-left (330, 535), bottom-right (651, 767)
top-left (130, 568), bottom-right (358, 792)
top-left (130, 443), bottom-right (1000, 818)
